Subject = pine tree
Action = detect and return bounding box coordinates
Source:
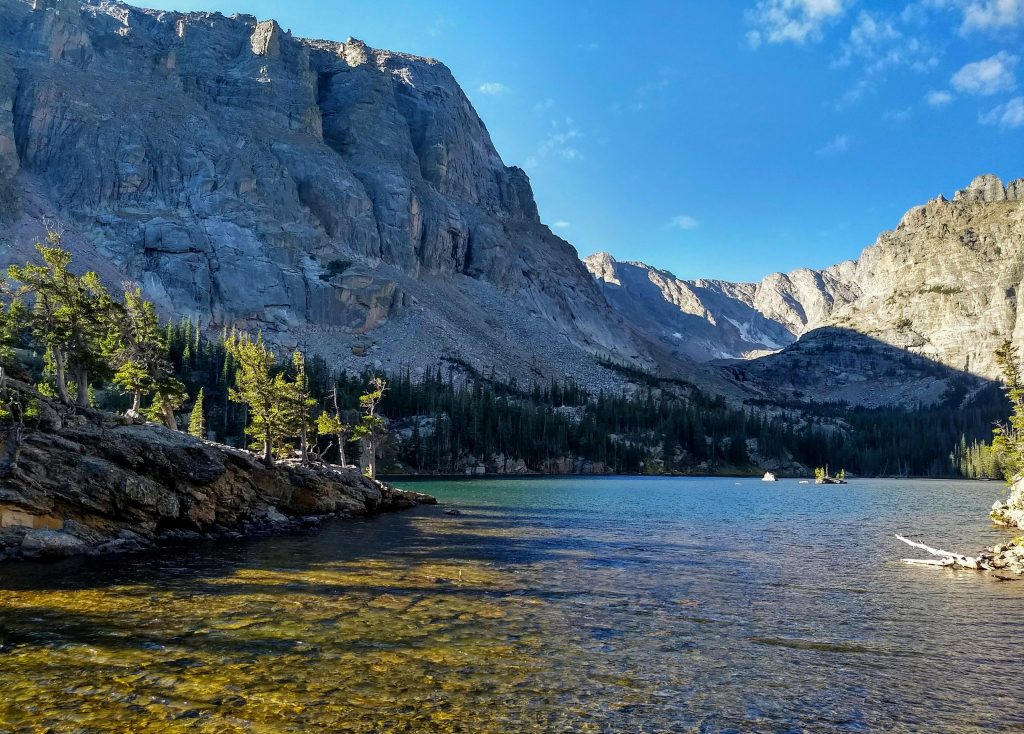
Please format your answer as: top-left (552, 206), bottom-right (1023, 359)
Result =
top-left (7, 231), bottom-right (116, 406)
top-left (992, 339), bottom-right (1024, 480)
top-left (227, 333), bottom-right (294, 466)
top-left (104, 286), bottom-right (170, 411)
top-left (286, 351), bottom-right (316, 464)
top-left (143, 377), bottom-right (188, 431)
top-left (351, 376), bottom-right (387, 479)
top-left (189, 387), bottom-right (206, 438)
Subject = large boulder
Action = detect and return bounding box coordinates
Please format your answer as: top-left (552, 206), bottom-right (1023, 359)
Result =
top-left (991, 478), bottom-right (1024, 528)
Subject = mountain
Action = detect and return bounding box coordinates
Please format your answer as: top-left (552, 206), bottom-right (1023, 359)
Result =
top-left (587, 174), bottom-right (1024, 405)
top-left (584, 253), bottom-right (858, 362)
top-left (1, 0), bottom-right (1019, 413)
top-left (0, 0), bottom-right (672, 389)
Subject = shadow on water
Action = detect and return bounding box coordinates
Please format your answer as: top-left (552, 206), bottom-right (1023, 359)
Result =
top-left (0, 477), bottom-right (1022, 733)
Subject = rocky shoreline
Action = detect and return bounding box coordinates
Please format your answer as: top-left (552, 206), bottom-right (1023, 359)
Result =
top-left (0, 395), bottom-right (435, 562)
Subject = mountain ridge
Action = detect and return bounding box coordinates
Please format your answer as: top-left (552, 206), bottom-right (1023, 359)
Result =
top-left (0, 0), bottom-right (686, 391)
top-left (586, 173), bottom-right (1024, 397)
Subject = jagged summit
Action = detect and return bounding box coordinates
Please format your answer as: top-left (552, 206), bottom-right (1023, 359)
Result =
top-left (0, 0), bottom-right (670, 391)
top-left (587, 174), bottom-right (1024, 396)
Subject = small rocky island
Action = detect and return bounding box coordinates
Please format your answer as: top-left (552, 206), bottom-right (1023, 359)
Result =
top-left (0, 382), bottom-right (435, 562)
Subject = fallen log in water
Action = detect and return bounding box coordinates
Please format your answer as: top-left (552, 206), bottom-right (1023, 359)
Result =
top-left (894, 534), bottom-right (983, 570)
top-left (892, 532), bottom-right (1024, 573)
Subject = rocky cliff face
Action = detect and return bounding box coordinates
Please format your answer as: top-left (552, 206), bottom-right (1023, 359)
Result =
top-left (0, 0), bottom-right (658, 388)
top-left (826, 174), bottom-right (1024, 382)
top-left (584, 252), bottom-right (858, 362)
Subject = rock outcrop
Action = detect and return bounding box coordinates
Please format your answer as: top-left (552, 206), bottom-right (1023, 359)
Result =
top-left (0, 386), bottom-right (436, 561)
top-left (0, 0), bottom-right (659, 390)
top-left (991, 477), bottom-right (1024, 529)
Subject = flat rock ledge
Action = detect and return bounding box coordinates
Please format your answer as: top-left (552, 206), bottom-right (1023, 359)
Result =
top-left (0, 398), bottom-right (435, 562)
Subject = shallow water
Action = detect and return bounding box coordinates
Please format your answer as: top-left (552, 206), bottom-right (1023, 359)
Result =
top-left (0, 477), bottom-right (1021, 733)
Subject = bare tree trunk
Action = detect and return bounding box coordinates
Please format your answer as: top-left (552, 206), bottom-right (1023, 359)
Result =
top-left (300, 424), bottom-right (309, 466)
top-left (131, 391), bottom-right (142, 412)
top-left (331, 388), bottom-right (347, 466)
top-left (5, 424), bottom-right (23, 469)
top-left (367, 438), bottom-right (376, 479)
top-left (75, 365), bottom-right (90, 408)
top-left (161, 400), bottom-right (178, 431)
top-left (52, 348), bottom-right (72, 405)
top-left (262, 436), bottom-right (273, 467)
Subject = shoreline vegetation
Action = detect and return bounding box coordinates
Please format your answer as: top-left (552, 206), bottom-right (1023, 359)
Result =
top-left (899, 340), bottom-right (1024, 575)
top-left (0, 232), bottom-right (1020, 567)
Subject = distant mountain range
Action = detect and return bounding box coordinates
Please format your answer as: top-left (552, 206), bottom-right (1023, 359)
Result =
top-left (0, 1), bottom-right (1020, 409)
top-left (587, 174), bottom-right (1024, 405)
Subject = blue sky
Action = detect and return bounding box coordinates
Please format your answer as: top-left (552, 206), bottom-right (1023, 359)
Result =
top-left (142, 0), bottom-right (1023, 282)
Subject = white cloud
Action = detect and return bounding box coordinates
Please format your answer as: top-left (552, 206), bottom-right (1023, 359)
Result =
top-left (816, 134), bottom-right (851, 157)
top-left (884, 106), bottom-right (913, 121)
top-left (835, 78), bottom-right (873, 109)
top-left (669, 215), bottom-right (699, 230)
top-left (962, 0), bottom-right (1024, 32)
top-left (980, 95), bottom-right (1024, 126)
top-left (951, 51), bottom-right (1018, 94)
top-left (553, 220), bottom-right (571, 229)
top-left (478, 82), bottom-right (508, 95)
top-left (747, 0), bottom-right (849, 45)
top-left (533, 98), bottom-right (555, 114)
top-left (834, 11), bottom-right (938, 73)
top-left (631, 71), bottom-right (673, 112)
top-left (524, 118), bottom-right (583, 169)
top-left (925, 89), bottom-right (956, 106)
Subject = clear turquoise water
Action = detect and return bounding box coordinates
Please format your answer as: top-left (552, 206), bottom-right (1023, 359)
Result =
top-left (0, 476), bottom-right (1021, 733)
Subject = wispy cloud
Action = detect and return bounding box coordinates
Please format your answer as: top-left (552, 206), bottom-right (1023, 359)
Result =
top-left (577, 42), bottom-right (601, 51)
top-left (925, 89), bottom-right (955, 107)
top-left (552, 220), bottom-right (571, 229)
top-left (478, 82), bottom-right (509, 96)
top-left (833, 11), bottom-right (938, 73)
top-left (533, 98), bottom-right (555, 114)
top-left (961, 0), bottom-right (1024, 33)
top-left (524, 117), bottom-right (583, 169)
top-left (425, 16), bottom-right (448, 38)
top-left (884, 106), bottom-right (913, 121)
top-left (746, 0), bottom-right (849, 47)
top-left (668, 215), bottom-right (700, 230)
top-left (631, 69), bottom-right (673, 112)
top-left (980, 95), bottom-right (1024, 127)
top-left (951, 51), bottom-right (1018, 94)
top-left (816, 134), bottom-right (851, 157)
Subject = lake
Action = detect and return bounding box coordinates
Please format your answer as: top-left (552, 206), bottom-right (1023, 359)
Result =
top-left (0, 477), bottom-right (1021, 732)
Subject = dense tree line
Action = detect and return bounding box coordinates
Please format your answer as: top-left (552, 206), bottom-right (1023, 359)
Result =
top-left (0, 230), bottom-right (1011, 479)
top-left (0, 235), bottom-right (385, 475)
top-left (158, 328), bottom-right (1010, 478)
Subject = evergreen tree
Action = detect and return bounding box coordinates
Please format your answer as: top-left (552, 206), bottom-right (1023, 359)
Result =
top-left (143, 377), bottom-right (188, 431)
top-left (7, 233), bottom-right (115, 406)
top-left (992, 339), bottom-right (1024, 481)
top-left (189, 387), bottom-right (206, 438)
top-left (104, 286), bottom-right (170, 411)
top-left (351, 376), bottom-right (387, 479)
top-left (286, 351), bottom-right (316, 464)
top-left (227, 333), bottom-right (294, 466)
